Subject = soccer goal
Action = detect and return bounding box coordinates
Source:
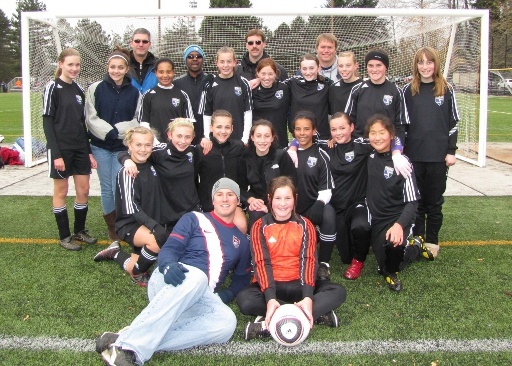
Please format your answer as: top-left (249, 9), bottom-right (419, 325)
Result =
top-left (21, 8), bottom-right (489, 167)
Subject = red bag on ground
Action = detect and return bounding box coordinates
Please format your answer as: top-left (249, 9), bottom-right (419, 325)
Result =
top-left (0, 147), bottom-right (24, 165)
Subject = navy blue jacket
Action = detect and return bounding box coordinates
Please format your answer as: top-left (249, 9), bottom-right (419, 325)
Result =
top-left (86, 74), bottom-right (140, 152)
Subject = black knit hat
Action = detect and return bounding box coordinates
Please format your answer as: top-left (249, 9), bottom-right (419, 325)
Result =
top-left (365, 50), bottom-right (389, 69)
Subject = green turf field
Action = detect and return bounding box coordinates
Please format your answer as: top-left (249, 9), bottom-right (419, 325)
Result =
top-left (0, 93), bottom-right (24, 143)
top-left (488, 96), bottom-right (512, 142)
top-left (0, 196), bottom-right (511, 365)
top-left (0, 92), bottom-right (510, 144)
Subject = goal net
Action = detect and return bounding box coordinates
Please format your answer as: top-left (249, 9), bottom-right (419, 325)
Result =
top-left (21, 8), bottom-right (489, 167)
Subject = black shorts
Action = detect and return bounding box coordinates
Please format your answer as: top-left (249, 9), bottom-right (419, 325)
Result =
top-left (118, 222), bottom-right (141, 249)
top-left (119, 222), bottom-right (174, 255)
top-left (48, 149), bottom-right (91, 179)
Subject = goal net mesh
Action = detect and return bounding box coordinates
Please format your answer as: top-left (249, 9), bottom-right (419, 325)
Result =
top-left (23, 10), bottom-right (485, 166)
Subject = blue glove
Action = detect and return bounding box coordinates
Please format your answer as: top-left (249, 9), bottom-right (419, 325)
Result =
top-left (162, 263), bottom-right (189, 286)
top-left (105, 127), bottom-right (119, 141)
top-left (307, 200), bottom-right (325, 226)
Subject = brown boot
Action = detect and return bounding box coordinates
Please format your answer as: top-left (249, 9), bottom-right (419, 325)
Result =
top-left (103, 211), bottom-right (121, 241)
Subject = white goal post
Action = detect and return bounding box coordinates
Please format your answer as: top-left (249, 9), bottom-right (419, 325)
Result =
top-left (21, 8), bottom-right (489, 167)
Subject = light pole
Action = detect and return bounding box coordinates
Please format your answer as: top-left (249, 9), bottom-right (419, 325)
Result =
top-left (158, 0), bottom-right (161, 55)
top-left (505, 32), bottom-right (508, 68)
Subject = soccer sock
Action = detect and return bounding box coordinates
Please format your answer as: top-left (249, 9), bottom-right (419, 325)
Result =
top-left (53, 205), bottom-right (70, 240)
top-left (132, 246), bottom-right (158, 275)
top-left (113, 250), bottom-right (130, 270)
top-left (73, 202), bottom-right (88, 234)
top-left (318, 230), bottom-right (337, 263)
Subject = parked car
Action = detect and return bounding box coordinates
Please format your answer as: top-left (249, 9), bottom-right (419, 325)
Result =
top-left (497, 79), bottom-right (512, 90)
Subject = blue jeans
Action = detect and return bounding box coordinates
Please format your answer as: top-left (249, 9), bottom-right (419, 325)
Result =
top-left (91, 145), bottom-right (122, 214)
top-left (115, 265), bottom-right (237, 364)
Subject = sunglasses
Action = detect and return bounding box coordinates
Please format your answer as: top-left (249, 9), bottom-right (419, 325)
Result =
top-left (187, 54), bottom-right (203, 60)
top-left (247, 40), bottom-right (262, 46)
top-left (133, 39), bottom-right (150, 44)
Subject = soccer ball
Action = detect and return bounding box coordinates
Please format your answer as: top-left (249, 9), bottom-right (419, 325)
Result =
top-left (268, 304), bottom-right (311, 347)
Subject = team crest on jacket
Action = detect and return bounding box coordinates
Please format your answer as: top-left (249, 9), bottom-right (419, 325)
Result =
top-left (172, 98), bottom-right (180, 107)
top-left (307, 156), bottom-right (317, 168)
top-left (186, 151), bottom-right (193, 163)
top-left (345, 151), bottom-right (355, 162)
top-left (383, 95), bottom-right (393, 105)
top-left (317, 84), bottom-right (325, 91)
top-left (383, 166), bottom-right (394, 179)
top-left (234, 87), bottom-right (242, 96)
top-left (435, 96), bottom-right (444, 106)
top-left (75, 95), bottom-right (83, 104)
top-left (233, 235), bottom-right (240, 248)
top-left (275, 90), bottom-right (283, 99)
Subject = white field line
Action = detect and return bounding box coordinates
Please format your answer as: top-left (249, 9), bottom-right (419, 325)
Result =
top-left (0, 336), bottom-right (511, 355)
top-left (488, 110), bottom-right (512, 115)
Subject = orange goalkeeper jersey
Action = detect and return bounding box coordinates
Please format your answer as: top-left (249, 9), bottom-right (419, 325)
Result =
top-left (250, 213), bottom-right (317, 296)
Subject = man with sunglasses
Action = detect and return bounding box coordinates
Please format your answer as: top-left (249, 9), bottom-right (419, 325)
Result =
top-left (174, 45), bottom-right (209, 144)
top-left (236, 29), bottom-right (288, 83)
top-left (129, 28), bottom-right (158, 93)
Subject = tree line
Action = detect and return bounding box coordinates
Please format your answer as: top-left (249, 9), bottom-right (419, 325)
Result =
top-left (0, 0), bottom-right (509, 86)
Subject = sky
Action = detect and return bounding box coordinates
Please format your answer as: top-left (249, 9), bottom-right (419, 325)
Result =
top-left (1, 0), bottom-right (326, 18)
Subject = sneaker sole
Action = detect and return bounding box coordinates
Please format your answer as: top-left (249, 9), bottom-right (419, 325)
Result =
top-left (332, 313), bottom-right (340, 328)
top-left (244, 322), bottom-right (252, 341)
top-left (424, 243), bottom-right (440, 258)
top-left (101, 349), bottom-right (113, 365)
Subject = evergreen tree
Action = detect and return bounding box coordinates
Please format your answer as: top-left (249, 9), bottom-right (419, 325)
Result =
top-left (210, 0), bottom-right (252, 7)
top-left (324, 0), bottom-right (378, 7)
top-left (472, 0), bottom-right (511, 68)
top-left (0, 10), bottom-right (16, 82)
top-left (74, 19), bottom-right (112, 84)
top-left (198, 0), bottom-right (260, 73)
top-left (9, 0), bottom-right (47, 76)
